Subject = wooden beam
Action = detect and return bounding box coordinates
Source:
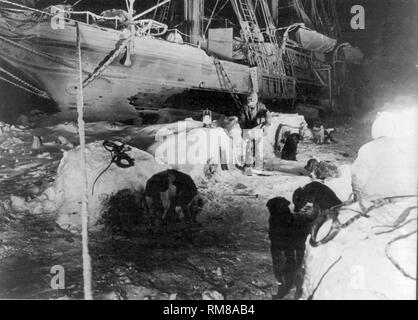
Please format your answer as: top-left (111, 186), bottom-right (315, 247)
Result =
top-left (270, 0), bottom-right (279, 25)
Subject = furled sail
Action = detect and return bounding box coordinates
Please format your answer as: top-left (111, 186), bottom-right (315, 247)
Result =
top-left (295, 26), bottom-right (336, 53)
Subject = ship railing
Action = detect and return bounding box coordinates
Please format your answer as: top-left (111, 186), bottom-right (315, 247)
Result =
top-left (44, 5), bottom-right (125, 28)
top-left (134, 19), bottom-right (168, 37)
top-left (0, 5), bottom-right (125, 29)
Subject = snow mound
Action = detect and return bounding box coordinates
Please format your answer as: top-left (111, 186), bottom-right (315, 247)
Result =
top-left (324, 164), bottom-right (352, 202)
top-left (352, 137), bottom-right (417, 197)
top-left (371, 108), bottom-right (417, 141)
top-left (302, 197), bottom-right (417, 300)
top-left (146, 127), bottom-right (236, 181)
top-left (136, 119), bottom-right (203, 138)
top-left (131, 119), bottom-right (203, 151)
top-left (50, 122), bottom-right (79, 134)
top-left (54, 141), bottom-right (167, 230)
top-left (303, 131), bottom-right (417, 300)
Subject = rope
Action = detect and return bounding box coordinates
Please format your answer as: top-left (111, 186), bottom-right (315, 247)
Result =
top-left (385, 229), bottom-right (417, 280)
top-left (91, 141), bottom-right (135, 195)
top-left (91, 161), bottom-right (113, 196)
top-left (0, 0), bottom-right (123, 24)
top-left (309, 195), bottom-right (417, 285)
top-left (166, 28), bottom-right (192, 39)
top-left (0, 16), bottom-right (132, 89)
top-left (0, 0), bottom-right (51, 16)
top-left (307, 256), bottom-right (342, 300)
top-left (0, 34), bottom-right (77, 69)
top-left (310, 195), bottom-right (418, 247)
top-left (204, 0), bottom-right (220, 36)
top-left (208, 0), bottom-right (230, 22)
top-left (76, 22), bottom-right (93, 300)
top-left (82, 36), bottom-right (132, 88)
top-left (0, 66), bottom-right (50, 98)
top-left (212, 56), bottom-right (243, 111)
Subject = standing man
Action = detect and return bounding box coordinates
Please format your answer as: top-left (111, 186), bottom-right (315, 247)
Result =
top-left (239, 91), bottom-right (271, 173)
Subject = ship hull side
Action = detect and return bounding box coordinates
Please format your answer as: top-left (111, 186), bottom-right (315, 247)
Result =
top-left (0, 20), bottom-right (251, 121)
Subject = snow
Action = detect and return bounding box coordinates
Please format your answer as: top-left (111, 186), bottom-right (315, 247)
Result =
top-left (324, 164), bottom-right (352, 202)
top-left (303, 111), bottom-right (417, 299)
top-left (352, 137), bottom-right (417, 197)
top-left (5, 111), bottom-right (409, 299)
top-left (10, 195), bottom-right (55, 214)
top-left (146, 126), bottom-right (237, 181)
top-left (371, 108), bottom-right (417, 141)
top-left (53, 141), bottom-right (167, 230)
top-left (302, 198), bottom-right (417, 300)
top-left (357, 106), bottom-right (418, 198)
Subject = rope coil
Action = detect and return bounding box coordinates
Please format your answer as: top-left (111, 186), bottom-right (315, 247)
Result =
top-left (91, 141), bottom-right (135, 196)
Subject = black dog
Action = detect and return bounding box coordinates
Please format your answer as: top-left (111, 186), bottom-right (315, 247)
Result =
top-left (144, 169), bottom-right (204, 228)
top-left (292, 182), bottom-right (342, 216)
top-left (267, 197), bottom-right (310, 299)
top-left (281, 133), bottom-right (302, 161)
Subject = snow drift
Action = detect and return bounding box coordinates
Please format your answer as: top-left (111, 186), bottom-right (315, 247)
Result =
top-left (323, 164), bottom-right (352, 202)
top-left (302, 198), bottom-right (417, 300)
top-left (146, 126), bottom-right (236, 180)
top-left (53, 141), bottom-right (167, 230)
top-left (303, 110), bottom-right (417, 300)
top-left (352, 137), bottom-right (417, 198)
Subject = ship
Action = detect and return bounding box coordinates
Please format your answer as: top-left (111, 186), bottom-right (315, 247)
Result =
top-left (0, 0), bottom-right (362, 122)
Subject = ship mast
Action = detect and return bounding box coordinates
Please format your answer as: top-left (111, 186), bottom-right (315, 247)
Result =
top-left (183, 0), bottom-right (204, 46)
top-left (270, 0), bottom-right (279, 25)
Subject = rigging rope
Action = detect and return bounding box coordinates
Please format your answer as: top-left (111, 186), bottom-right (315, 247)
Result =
top-left (204, 0), bottom-right (220, 36)
top-left (0, 34), bottom-right (77, 69)
top-left (0, 0), bottom-right (122, 24)
top-left (82, 36), bottom-right (132, 88)
top-left (0, 66), bottom-right (50, 98)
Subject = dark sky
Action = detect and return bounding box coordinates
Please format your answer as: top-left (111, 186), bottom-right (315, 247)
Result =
top-left (46, 0), bottom-right (417, 55)
top-left (336, 0), bottom-right (417, 54)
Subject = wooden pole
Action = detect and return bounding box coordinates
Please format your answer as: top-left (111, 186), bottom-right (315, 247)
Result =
top-left (270, 0), bottom-right (279, 26)
top-left (76, 23), bottom-right (93, 300)
top-left (184, 0), bottom-right (204, 45)
top-left (183, 0), bottom-right (190, 39)
top-left (133, 0), bottom-right (171, 20)
top-left (124, 0), bottom-right (135, 66)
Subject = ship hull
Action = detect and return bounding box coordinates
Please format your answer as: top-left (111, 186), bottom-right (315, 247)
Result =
top-left (0, 18), bottom-right (251, 121)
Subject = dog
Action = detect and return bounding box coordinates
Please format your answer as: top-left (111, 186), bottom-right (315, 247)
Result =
top-left (312, 125), bottom-right (325, 144)
top-left (312, 125), bottom-right (338, 144)
top-left (144, 170), bottom-right (204, 229)
top-left (281, 133), bottom-right (302, 161)
top-left (267, 197), bottom-right (310, 299)
top-left (292, 182), bottom-right (342, 219)
top-left (304, 159), bottom-right (339, 180)
top-left (324, 128), bottom-right (338, 144)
